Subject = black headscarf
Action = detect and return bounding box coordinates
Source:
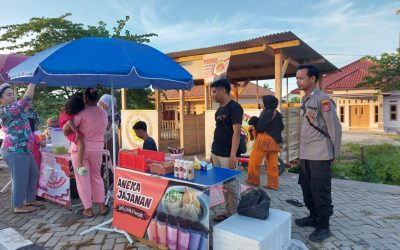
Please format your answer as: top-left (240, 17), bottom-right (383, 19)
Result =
top-left (254, 95), bottom-right (284, 143)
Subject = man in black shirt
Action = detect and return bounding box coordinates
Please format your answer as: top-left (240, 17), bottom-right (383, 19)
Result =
top-left (133, 121), bottom-right (158, 151)
top-left (210, 78), bottom-right (243, 222)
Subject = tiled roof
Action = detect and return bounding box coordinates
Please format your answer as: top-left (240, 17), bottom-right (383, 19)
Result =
top-left (290, 59), bottom-right (374, 93)
top-left (157, 81), bottom-right (274, 100)
top-left (167, 31), bottom-right (337, 73)
top-left (323, 59), bottom-right (374, 90)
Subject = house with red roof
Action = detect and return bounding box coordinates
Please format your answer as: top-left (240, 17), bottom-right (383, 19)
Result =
top-left (323, 59), bottom-right (383, 130)
top-left (294, 59), bottom-right (400, 132)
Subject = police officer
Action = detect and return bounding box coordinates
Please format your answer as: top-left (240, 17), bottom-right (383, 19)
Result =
top-left (295, 64), bottom-right (342, 242)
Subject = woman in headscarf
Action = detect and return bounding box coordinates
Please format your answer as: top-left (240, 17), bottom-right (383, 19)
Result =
top-left (247, 95), bottom-right (284, 190)
top-left (97, 94), bottom-right (120, 166)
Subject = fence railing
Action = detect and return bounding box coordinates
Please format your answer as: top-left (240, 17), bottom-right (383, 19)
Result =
top-left (161, 120), bottom-right (179, 140)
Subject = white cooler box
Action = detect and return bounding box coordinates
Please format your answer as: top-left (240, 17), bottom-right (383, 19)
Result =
top-left (213, 208), bottom-right (292, 250)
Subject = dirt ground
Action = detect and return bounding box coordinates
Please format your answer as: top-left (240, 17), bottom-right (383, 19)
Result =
top-left (342, 130), bottom-right (400, 146)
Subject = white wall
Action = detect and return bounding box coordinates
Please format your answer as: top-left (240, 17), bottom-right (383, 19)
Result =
top-left (335, 98), bottom-right (381, 130)
top-left (121, 110), bottom-right (159, 149)
top-left (204, 109), bottom-right (262, 159)
top-left (383, 91), bottom-right (400, 132)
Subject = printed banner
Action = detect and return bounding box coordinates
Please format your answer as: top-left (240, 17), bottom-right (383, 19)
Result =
top-left (203, 52), bottom-right (231, 84)
top-left (113, 167), bottom-right (210, 250)
top-left (112, 168), bottom-right (169, 237)
top-left (37, 152), bottom-right (71, 206)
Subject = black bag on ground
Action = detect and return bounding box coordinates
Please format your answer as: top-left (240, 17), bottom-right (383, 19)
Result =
top-left (237, 188), bottom-right (271, 220)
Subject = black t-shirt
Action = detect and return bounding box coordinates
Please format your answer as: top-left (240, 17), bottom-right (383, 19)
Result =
top-left (212, 100), bottom-right (243, 157)
top-left (143, 137), bottom-right (158, 151)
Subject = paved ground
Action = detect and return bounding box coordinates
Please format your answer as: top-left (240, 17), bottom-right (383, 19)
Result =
top-left (1, 161), bottom-right (400, 250)
top-left (342, 130), bottom-right (400, 146)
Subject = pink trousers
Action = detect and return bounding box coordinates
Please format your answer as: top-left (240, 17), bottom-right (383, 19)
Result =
top-left (71, 150), bottom-right (104, 209)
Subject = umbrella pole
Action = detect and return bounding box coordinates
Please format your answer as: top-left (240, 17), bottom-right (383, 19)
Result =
top-left (111, 79), bottom-right (117, 169)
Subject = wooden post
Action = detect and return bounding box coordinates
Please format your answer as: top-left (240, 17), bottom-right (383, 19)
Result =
top-left (286, 77), bottom-right (290, 164)
top-left (209, 85), bottom-right (213, 110)
top-left (256, 78), bottom-right (259, 109)
top-left (233, 80), bottom-right (239, 102)
top-left (204, 82), bottom-right (209, 111)
top-left (274, 49), bottom-right (283, 111)
top-left (154, 90), bottom-right (162, 148)
top-left (317, 75), bottom-right (323, 90)
top-left (179, 90), bottom-right (185, 149)
top-left (121, 88), bottom-right (127, 110)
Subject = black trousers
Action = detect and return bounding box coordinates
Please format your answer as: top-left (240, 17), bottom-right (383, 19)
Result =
top-left (299, 159), bottom-right (333, 218)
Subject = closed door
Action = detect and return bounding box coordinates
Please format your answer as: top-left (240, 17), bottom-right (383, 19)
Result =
top-left (350, 105), bottom-right (370, 128)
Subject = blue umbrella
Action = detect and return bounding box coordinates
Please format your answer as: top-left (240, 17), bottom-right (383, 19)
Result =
top-left (8, 37), bottom-right (193, 90)
top-left (8, 36), bottom-right (193, 175)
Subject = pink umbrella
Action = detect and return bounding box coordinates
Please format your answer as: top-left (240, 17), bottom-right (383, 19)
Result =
top-left (0, 53), bottom-right (28, 82)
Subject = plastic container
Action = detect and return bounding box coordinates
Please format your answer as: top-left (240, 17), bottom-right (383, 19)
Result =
top-left (187, 161), bottom-right (195, 181)
top-left (50, 128), bottom-right (70, 154)
top-left (177, 219), bottom-right (190, 250)
top-left (157, 212), bottom-right (167, 247)
top-left (167, 215), bottom-right (178, 250)
top-left (213, 209), bottom-right (292, 250)
top-left (174, 159), bottom-right (180, 178)
top-left (147, 216), bottom-right (158, 243)
top-left (178, 160), bottom-right (185, 179)
top-left (183, 161), bottom-right (189, 180)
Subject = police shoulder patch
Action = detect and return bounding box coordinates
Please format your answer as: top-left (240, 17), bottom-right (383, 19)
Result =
top-left (321, 100), bottom-right (331, 112)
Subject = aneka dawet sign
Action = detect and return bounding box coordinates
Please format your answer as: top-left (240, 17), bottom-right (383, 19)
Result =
top-left (113, 168), bottom-right (168, 237)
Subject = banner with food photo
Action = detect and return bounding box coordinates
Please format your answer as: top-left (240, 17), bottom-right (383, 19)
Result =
top-left (203, 51), bottom-right (231, 84)
top-left (37, 152), bottom-right (71, 206)
top-left (113, 167), bottom-right (210, 250)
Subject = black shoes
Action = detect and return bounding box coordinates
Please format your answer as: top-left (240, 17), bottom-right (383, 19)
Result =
top-left (309, 227), bottom-right (332, 242)
top-left (296, 215), bottom-right (332, 242)
top-left (295, 216), bottom-right (318, 227)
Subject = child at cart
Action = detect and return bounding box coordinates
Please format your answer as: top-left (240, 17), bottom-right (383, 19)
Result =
top-left (59, 93), bottom-right (87, 176)
top-left (28, 118), bottom-right (46, 168)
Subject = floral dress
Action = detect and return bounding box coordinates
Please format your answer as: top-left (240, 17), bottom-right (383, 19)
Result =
top-left (0, 96), bottom-right (34, 153)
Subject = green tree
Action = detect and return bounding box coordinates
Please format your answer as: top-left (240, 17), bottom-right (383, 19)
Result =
top-left (0, 13), bottom-right (156, 123)
top-left (358, 49), bottom-right (400, 92)
top-left (263, 83), bottom-right (272, 90)
top-left (289, 96), bottom-right (301, 103)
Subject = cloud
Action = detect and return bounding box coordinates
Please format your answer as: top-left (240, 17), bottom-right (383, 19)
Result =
top-left (136, 2), bottom-right (280, 52)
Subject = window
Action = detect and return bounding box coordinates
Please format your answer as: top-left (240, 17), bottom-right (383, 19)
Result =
top-left (375, 106), bottom-right (379, 123)
top-left (390, 105), bottom-right (397, 121)
top-left (340, 106), bottom-right (345, 123)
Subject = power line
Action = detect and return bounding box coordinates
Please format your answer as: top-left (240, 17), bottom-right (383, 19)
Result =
top-left (321, 53), bottom-right (380, 57)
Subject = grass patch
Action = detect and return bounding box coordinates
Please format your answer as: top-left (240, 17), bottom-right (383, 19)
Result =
top-left (287, 143), bottom-right (400, 186)
top-left (360, 209), bottom-right (373, 216)
top-left (332, 143), bottom-right (400, 185)
top-left (383, 215), bottom-right (400, 220)
top-left (59, 242), bottom-right (73, 250)
top-left (387, 134), bottom-right (400, 141)
top-left (74, 239), bottom-right (94, 248)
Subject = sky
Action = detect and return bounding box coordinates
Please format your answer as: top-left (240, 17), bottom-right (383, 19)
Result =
top-left (0, 0), bottom-right (399, 92)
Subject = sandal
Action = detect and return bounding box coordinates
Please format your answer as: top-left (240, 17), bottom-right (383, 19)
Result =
top-left (25, 201), bottom-right (45, 207)
top-left (286, 199), bottom-right (303, 207)
top-left (14, 206), bottom-right (37, 214)
top-left (213, 214), bottom-right (229, 222)
top-left (246, 180), bottom-right (260, 187)
top-left (78, 209), bottom-right (94, 218)
top-left (99, 205), bottom-right (110, 216)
